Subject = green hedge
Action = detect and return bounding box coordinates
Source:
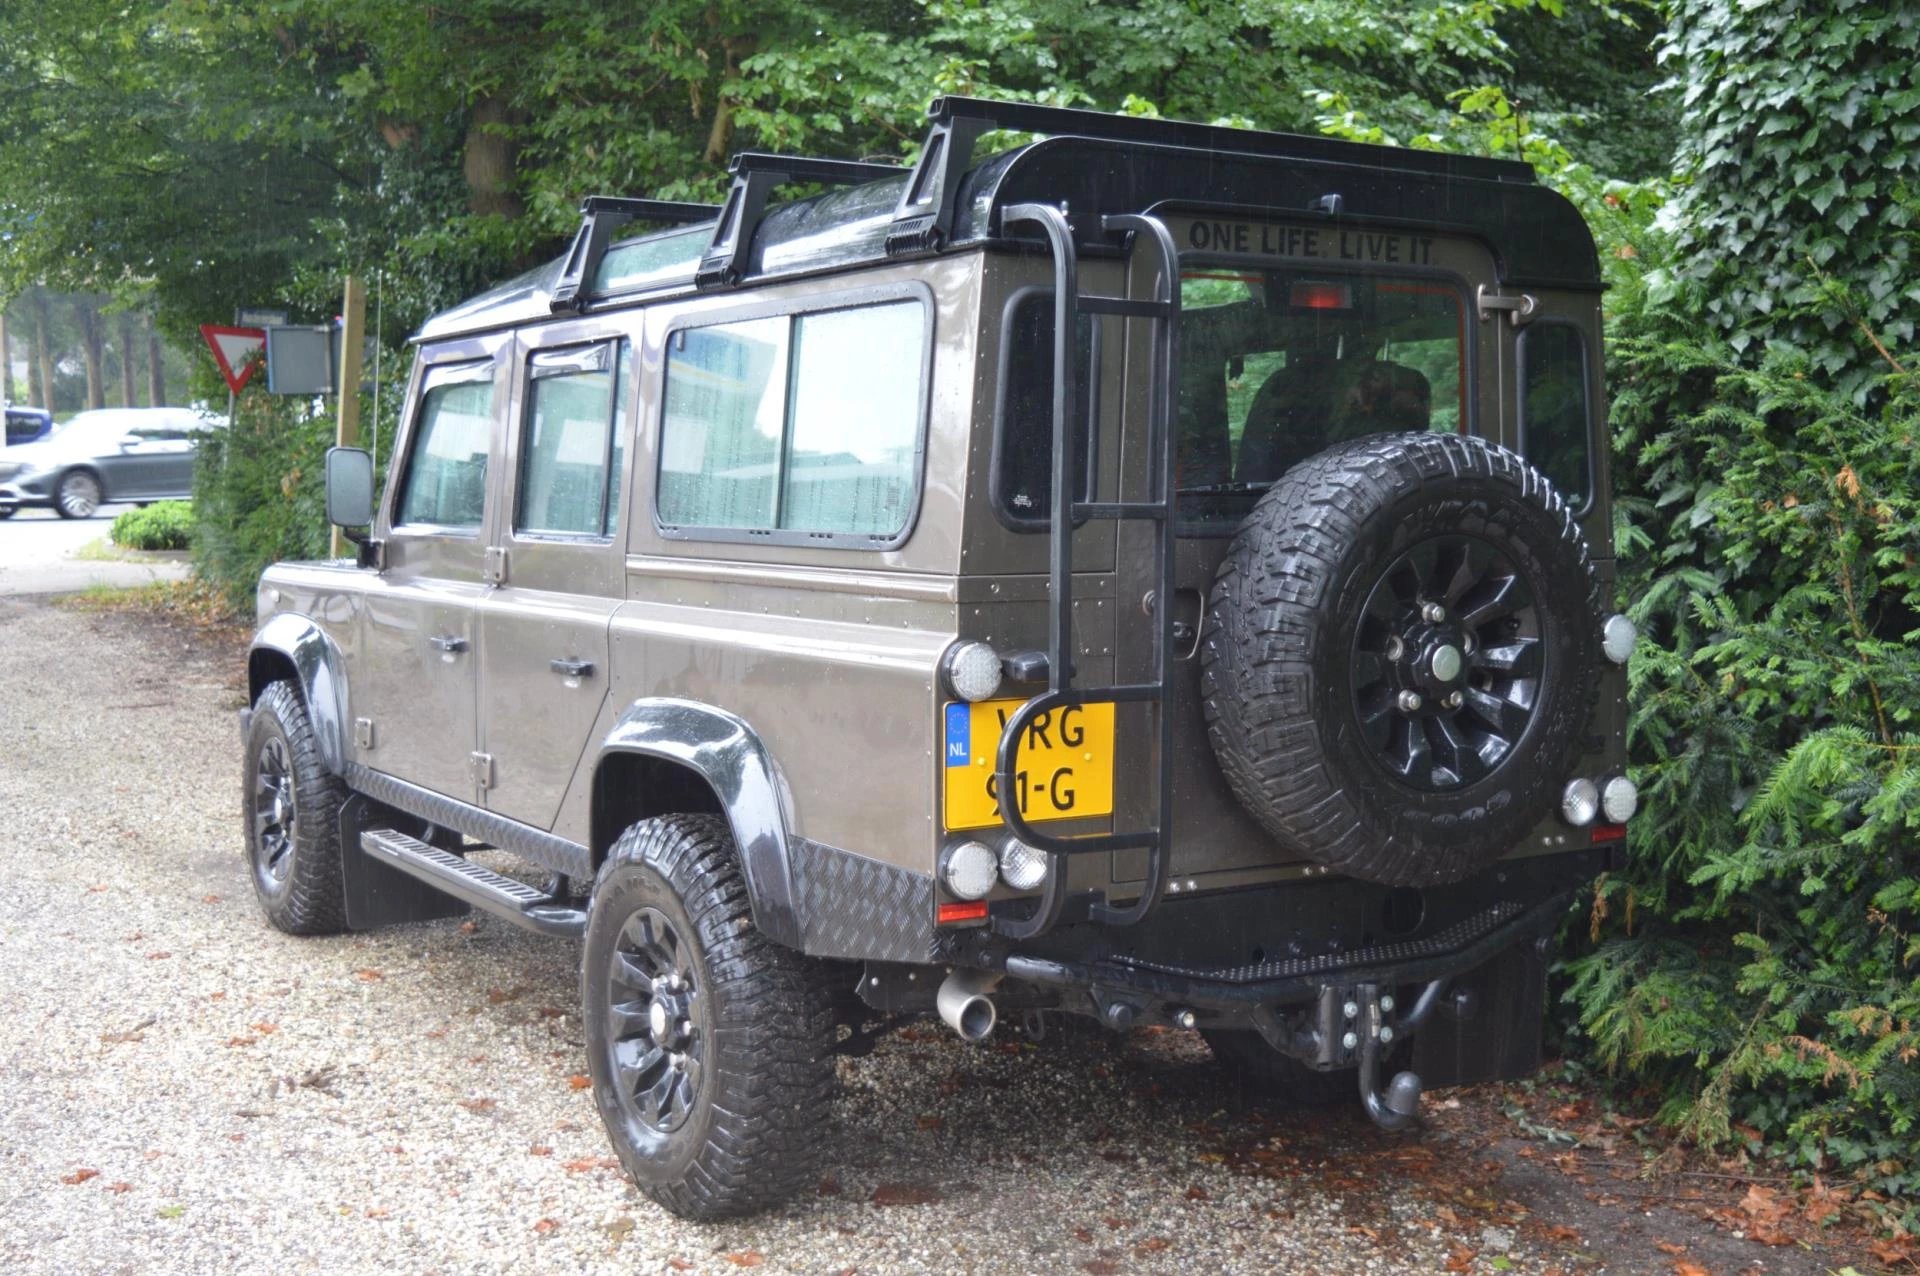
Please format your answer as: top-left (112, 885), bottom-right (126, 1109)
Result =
top-left (109, 501), bottom-right (194, 551)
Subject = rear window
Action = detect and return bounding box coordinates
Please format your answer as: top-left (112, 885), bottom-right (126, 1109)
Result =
top-left (994, 269), bottom-right (1470, 533)
top-left (1518, 322), bottom-right (1593, 512)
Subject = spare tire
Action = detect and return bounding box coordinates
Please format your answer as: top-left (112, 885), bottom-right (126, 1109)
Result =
top-left (1200, 432), bottom-right (1600, 887)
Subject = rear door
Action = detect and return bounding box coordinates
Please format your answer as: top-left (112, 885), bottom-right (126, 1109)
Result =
top-left (1110, 217), bottom-right (1501, 884)
top-left (474, 322), bottom-right (634, 829)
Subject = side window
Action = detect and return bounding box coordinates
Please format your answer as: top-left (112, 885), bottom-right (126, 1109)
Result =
top-left (657, 298), bottom-right (927, 543)
top-left (1518, 324), bottom-right (1592, 510)
top-left (517, 340), bottom-right (631, 538)
top-left (396, 364), bottom-right (494, 529)
top-left (992, 289), bottom-right (1094, 529)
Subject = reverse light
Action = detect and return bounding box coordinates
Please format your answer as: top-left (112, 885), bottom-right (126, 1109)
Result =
top-left (1560, 778), bottom-right (1599, 827)
top-left (939, 840), bottom-right (998, 901)
top-left (997, 837), bottom-right (1050, 892)
top-left (1601, 614), bottom-right (1637, 665)
top-left (944, 641), bottom-right (1003, 703)
top-left (1601, 775), bottom-right (1639, 823)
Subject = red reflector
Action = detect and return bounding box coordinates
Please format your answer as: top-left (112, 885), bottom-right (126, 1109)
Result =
top-left (1290, 280), bottom-right (1352, 310)
top-left (937, 900), bottom-right (989, 925)
top-left (1590, 823), bottom-right (1627, 844)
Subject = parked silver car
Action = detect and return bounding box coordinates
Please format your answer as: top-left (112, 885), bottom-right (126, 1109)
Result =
top-left (0, 407), bottom-right (211, 519)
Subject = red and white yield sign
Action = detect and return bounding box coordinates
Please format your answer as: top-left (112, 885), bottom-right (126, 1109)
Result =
top-left (199, 324), bottom-right (266, 394)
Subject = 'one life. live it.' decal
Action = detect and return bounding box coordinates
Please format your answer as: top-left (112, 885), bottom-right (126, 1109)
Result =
top-left (1185, 219), bottom-right (1440, 267)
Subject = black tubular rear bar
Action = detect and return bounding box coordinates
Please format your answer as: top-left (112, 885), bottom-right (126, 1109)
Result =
top-left (992, 206), bottom-right (1181, 938)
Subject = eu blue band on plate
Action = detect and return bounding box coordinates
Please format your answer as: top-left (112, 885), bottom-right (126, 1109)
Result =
top-left (944, 702), bottom-right (970, 768)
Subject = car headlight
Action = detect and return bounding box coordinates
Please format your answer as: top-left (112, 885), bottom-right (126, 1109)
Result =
top-left (1601, 776), bottom-right (1638, 823)
top-left (1601, 614), bottom-right (1637, 665)
top-left (1561, 778), bottom-right (1599, 826)
top-left (939, 840), bottom-right (998, 901)
top-left (997, 837), bottom-right (1050, 892)
top-left (943, 641), bottom-right (1003, 703)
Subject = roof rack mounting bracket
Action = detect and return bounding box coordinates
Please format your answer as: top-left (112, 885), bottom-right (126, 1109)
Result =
top-left (886, 111), bottom-right (993, 256)
top-left (696, 152), bottom-right (904, 289)
top-left (550, 195), bottom-right (722, 313)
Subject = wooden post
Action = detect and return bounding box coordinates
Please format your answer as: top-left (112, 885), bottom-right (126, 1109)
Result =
top-left (331, 275), bottom-right (367, 558)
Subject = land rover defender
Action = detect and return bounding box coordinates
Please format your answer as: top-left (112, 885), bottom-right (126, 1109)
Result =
top-left (240, 96), bottom-right (1635, 1219)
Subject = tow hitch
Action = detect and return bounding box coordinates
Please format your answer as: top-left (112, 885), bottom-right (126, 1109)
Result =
top-left (1308, 980), bottom-right (1448, 1131)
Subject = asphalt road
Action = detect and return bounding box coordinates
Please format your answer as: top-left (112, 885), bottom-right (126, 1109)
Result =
top-left (0, 595), bottom-right (1865, 1275)
top-left (0, 504), bottom-right (191, 595)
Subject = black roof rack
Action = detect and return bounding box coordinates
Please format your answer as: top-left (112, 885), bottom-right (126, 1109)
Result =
top-left (695, 152), bottom-right (904, 289)
top-left (884, 95), bottom-right (1533, 257)
top-left (550, 196), bottom-right (720, 313)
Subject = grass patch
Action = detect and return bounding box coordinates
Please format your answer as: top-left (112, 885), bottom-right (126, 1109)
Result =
top-left (56, 577), bottom-right (246, 630)
top-left (70, 536), bottom-right (146, 563)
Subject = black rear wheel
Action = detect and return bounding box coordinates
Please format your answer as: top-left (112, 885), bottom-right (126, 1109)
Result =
top-left (583, 814), bottom-right (836, 1220)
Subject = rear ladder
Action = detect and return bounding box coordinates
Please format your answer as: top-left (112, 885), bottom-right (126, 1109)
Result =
top-left (992, 205), bottom-right (1181, 940)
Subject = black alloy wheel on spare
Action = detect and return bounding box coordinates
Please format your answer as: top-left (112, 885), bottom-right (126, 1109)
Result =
top-left (1201, 432), bottom-right (1602, 887)
top-left (243, 680), bottom-right (351, 934)
top-left (582, 814), bottom-right (837, 1220)
top-left (54, 469), bottom-right (102, 519)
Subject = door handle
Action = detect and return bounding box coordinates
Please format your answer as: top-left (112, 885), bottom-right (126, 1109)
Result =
top-left (549, 657), bottom-right (595, 679)
top-left (427, 634), bottom-right (469, 653)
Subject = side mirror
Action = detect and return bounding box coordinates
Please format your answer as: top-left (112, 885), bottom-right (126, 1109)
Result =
top-left (325, 446), bottom-right (375, 528)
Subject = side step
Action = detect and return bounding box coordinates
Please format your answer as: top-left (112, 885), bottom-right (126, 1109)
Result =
top-left (359, 829), bottom-right (587, 938)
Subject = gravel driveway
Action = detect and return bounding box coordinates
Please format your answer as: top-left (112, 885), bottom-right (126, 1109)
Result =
top-left (0, 595), bottom-right (1855, 1275)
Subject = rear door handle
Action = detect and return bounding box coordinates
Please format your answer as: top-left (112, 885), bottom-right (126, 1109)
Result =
top-left (549, 658), bottom-right (595, 678)
top-left (428, 634), bottom-right (468, 653)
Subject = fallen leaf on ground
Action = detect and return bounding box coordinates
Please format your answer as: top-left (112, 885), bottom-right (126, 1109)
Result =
top-left (458, 1097), bottom-right (497, 1113)
top-left (107, 1182), bottom-right (132, 1194)
top-left (62, 1169), bottom-right (101, 1185)
top-left (1652, 1241), bottom-right (1686, 1256)
top-left (567, 1074), bottom-right (591, 1090)
top-left (870, 1182), bottom-right (941, 1206)
top-left (355, 969), bottom-right (383, 982)
top-left (562, 1156), bottom-right (619, 1173)
top-left (251, 1022), bottom-right (277, 1035)
top-left (724, 1251), bottom-right (764, 1267)
top-left (915, 1114), bottom-right (944, 1130)
top-left (528, 1145), bottom-right (552, 1156)
top-left (1080, 1261), bottom-right (1120, 1276)
top-left (533, 1217), bottom-right (558, 1235)
top-left (1672, 1263), bottom-right (1710, 1276)
top-left (667, 1260), bottom-right (693, 1272)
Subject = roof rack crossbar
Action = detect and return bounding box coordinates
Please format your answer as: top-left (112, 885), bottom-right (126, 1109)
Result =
top-left (550, 196), bottom-right (722, 313)
top-left (695, 152), bottom-right (904, 289)
top-left (885, 95), bottom-right (1532, 257)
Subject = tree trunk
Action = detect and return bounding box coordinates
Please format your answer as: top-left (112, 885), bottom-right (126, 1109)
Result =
top-left (117, 311), bottom-right (139, 405)
top-left (30, 292), bottom-right (55, 411)
top-left (146, 314), bottom-right (166, 406)
top-left (76, 299), bottom-right (105, 410)
top-left (461, 95), bottom-right (522, 219)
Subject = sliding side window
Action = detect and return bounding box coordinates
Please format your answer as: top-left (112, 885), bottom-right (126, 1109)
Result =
top-left (657, 297), bottom-right (929, 546)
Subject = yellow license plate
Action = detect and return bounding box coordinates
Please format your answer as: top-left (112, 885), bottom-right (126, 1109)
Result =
top-left (942, 698), bottom-right (1115, 830)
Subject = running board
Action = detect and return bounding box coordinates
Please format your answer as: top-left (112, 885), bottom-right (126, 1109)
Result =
top-left (359, 829), bottom-right (586, 938)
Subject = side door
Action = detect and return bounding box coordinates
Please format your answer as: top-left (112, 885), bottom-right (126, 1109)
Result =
top-left (117, 424), bottom-right (195, 498)
top-left (350, 350), bottom-right (502, 802)
top-left (474, 327), bottom-right (634, 829)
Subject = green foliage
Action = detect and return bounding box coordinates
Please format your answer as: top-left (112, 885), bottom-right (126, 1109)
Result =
top-left (1652, 0), bottom-right (1920, 390)
top-left (109, 501), bottom-right (195, 551)
top-left (1564, 315), bottom-right (1920, 1199)
top-left (189, 395), bottom-right (340, 611)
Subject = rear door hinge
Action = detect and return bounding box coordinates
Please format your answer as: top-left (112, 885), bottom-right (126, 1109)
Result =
top-left (483, 546), bottom-right (509, 584)
top-left (354, 717), bottom-right (376, 750)
top-left (470, 752), bottom-right (494, 791)
top-left (1475, 285), bottom-right (1537, 327)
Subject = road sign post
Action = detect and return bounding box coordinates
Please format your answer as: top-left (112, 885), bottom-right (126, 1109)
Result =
top-left (331, 277), bottom-right (367, 558)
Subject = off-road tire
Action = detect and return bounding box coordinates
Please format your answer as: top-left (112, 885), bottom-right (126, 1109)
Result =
top-left (243, 680), bottom-right (350, 934)
top-left (1201, 1029), bottom-right (1357, 1107)
top-left (1202, 432), bottom-right (1601, 886)
top-left (583, 814), bottom-right (837, 1220)
top-left (54, 469), bottom-right (102, 519)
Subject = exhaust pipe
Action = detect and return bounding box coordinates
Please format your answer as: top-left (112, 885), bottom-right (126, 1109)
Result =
top-left (937, 969), bottom-right (1004, 1042)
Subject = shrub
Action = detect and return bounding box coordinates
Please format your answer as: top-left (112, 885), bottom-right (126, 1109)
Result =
top-left (109, 500), bottom-right (194, 551)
